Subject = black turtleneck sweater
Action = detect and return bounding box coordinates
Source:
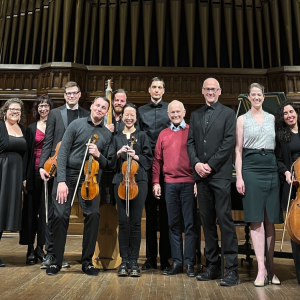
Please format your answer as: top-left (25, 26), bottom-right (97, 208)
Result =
top-left (138, 100), bottom-right (171, 151)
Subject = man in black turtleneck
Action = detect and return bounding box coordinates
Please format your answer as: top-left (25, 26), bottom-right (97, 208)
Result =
top-left (138, 77), bottom-right (171, 271)
top-left (38, 81), bottom-right (89, 269)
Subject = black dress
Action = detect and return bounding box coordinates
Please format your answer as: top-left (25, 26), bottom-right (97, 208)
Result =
top-left (0, 135), bottom-right (27, 231)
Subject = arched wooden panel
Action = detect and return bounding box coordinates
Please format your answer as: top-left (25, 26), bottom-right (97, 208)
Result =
top-left (99, 0), bottom-right (107, 65)
top-left (235, 0), bottom-right (244, 68)
top-left (255, 0), bottom-right (264, 68)
top-left (170, 0), bottom-right (181, 67)
top-left (17, 0), bottom-right (28, 63)
top-left (40, 0), bottom-right (49, 64)
top-left (109, 0), bottom-right (117, 66)
top-left (245, 0), bottom-right (254, 68)
top-left (52, 0), bottom-right (62, 61)
top-left (281, 0), bottom-right (293, 65)
top-left (198, 0), bottom-right (209, 68)
top-left (130, 0), bottom-right (140, 66)
top-left (293, 0), bottom-right (300, 58)
top-left (156, 0), bottom-right (167, 67)
top-left (63, 0), bottom-right (74, 62)
top-left (261, 0), bottom-right (272, 67)
top-left (46, 0), bottom-right (54, 62)
top-left (269, 0), bottom-right (281, 66)
top-left (119, 0), bottom-right (128, 66)
top-left (142, 0), bottom-right (153, 67)
top-left (211, 0), bottom-right (221, 68)
top-left (223, 0), bottom-right (232, 68)
top-left (184, 0), bottom-right (195, 67)
top-left (89, 0), bottom-right (98, 65)
top-left (32, 0), bottom-right (42, 64)
top-left (2, 1), bottom-right (14, 65)
top-left (9, 0), bottom-right (21, 64)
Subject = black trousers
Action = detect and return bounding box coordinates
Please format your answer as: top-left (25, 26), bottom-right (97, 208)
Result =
top-left (165, 182), bottom-right (197, 266)
top-left (19, 170), bottom-right (46, 246)
top-left (114, 181), bottom-right (147, 261)
top-left (197, 178), bottom-right (238, 270)
top-left (145, 171), bottom-right (171, 265)
top-left (45, 178), bottom-right (54, 255)
top-left (291, 239), bottom-right (300, 284)
top-left (52, 170), bottom-right (100, 269)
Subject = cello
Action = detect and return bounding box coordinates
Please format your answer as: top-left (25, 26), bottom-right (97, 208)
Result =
top-left (93, 79), bottom-right (122, 270)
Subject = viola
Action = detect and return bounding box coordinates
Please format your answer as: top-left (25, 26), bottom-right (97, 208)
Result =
top-left (118, 136), bottom-right (139, 202)
top-left (44, 141), bottom-right (61, 176)
top-left (81, 134), bottom-right (100, 200)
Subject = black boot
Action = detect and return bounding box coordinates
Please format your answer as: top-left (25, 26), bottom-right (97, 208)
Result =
top-left (26, 244), bottom-right (37, 265)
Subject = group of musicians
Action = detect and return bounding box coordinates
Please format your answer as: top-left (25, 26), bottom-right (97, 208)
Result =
top-left (0, 77), bottom-right (299, 286)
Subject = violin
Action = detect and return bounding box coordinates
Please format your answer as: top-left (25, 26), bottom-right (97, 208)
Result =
top-left (81, 134), bottom-right (100, 201)
top-left (118, 136), bottom-right (139, 202)
top-left (44, 141), bottom-right (61, 176)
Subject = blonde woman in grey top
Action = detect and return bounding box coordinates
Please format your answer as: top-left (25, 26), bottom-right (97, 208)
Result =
top-left (235, 83), bottom-right (282, 287)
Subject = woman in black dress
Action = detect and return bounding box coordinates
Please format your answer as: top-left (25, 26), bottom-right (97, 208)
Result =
top-left (0, 98), bottom-right (27, 267)
top-left (20, 95), bottom-right (53, 264)
top-left (108, 103), bottom-right (152, 277)
top-left (275, 101), bottom-right (300, 285)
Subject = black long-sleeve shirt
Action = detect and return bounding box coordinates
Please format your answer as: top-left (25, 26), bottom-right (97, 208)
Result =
top-left (57, 116), bottom-right (112, 183)
top-left (138, 101), bottom-right (170, 151)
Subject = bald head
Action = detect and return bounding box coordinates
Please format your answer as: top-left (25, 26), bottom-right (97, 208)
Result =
top-left (167, 100), bottom-right (186, 126)
top-left (202, 77), bottom-right (222, 106)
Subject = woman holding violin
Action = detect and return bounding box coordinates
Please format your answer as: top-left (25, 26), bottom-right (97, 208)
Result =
top-left (20, 95), bottom-right (53, 265)
top-left (275, 101), bottom-right (300, 285)
top-left (235, 83), bottom-right (282, 286)
top-left (108, 103), bottom-right (152, 277)
top-left (0, 98), bottom-right (27, 267)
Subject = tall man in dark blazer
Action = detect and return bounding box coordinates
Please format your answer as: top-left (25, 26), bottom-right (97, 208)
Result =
top-left (39, 81), bottom-right (89, 268)
top-left (187, 78), bottom-right (239, 286)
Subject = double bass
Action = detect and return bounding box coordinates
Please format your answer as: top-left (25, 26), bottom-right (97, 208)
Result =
top-left (281, 157), bottom-right (300, 249)
top-left (93, 79), bottom-right (121, 270)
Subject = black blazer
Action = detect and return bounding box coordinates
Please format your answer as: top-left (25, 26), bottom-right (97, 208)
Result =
top-left (107, 129), bottom-right (153, 184)
top-left (275, 135), bottom-right (300, 209)
top-left (38, 104), bottom-right (89, 169)
top-left (187, 102), bottom-right (236, 180)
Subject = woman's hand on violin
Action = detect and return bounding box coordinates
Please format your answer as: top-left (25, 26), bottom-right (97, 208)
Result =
top-left (153, 184), bottom-right (161, 199)
top-left (285, 171), bottom-right (293, 184)
top-left (236, 178), bottom-right (245, 195)
top-left (117, 145), bottom-right (130, 158)
top-left (87, 143), bottom-right (100, 158)
top-left (23, 180), bottom-right (28, 194)
top-left (56, 182), bottom-right (69, 204)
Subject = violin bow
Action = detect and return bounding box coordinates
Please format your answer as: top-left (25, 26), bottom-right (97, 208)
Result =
top-left (280, 169), bottom-right (295, 252)
top-left (71, 137), bottom-right (92, 207)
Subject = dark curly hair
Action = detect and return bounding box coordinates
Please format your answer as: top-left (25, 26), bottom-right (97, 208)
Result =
top-left (32, 94), bottom-right (54, 119)
top-left (0, 98), bottom-right (26, 124)
top-left (275, 101), bottom-right (300, 142)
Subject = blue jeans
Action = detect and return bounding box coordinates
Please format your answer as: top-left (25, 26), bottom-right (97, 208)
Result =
top-left (165, 182), bottom-right (197, 266)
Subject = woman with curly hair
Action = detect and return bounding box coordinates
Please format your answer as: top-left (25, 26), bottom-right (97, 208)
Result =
top-left (275, 101), bottom-right (300, 285)
top-left (235, 83), bottom-right (282, 286)
top-left (20, 95), bottom-right (53, 265)
top-left (0, 98), bottom-right (27, 267)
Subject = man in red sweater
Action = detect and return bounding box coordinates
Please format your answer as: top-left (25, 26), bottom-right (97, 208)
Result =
top-left (152, 100), bottom-right (198, 276)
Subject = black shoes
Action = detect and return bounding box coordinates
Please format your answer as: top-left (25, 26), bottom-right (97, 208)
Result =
top-left (220, 270), bottom-right (240, 286)
top-left (160, 260), bottom-right (171, 271)
top-left (0, 258), bottom-right (5, 267)
top-left (196, 264), bottom-right (221, 281)
top-left (26, 245), bottom-right (37, 265)
top-left (82, 263), bottom-right (99, 276)
top-left (62, 258), bottom-right (70, 268)
top-left (34, 245), bottom-right (45, 262)
top-left (129, 262), bottom-right (141, 277)
top-left (118, 262), bottom-right (129, 276)
top-left (40, 254), bottom-right (54, 269)
top-left (141, 258), bottom-right (157, 270)
top-left (163, 263), bottom-right (183, 276)
top-left (186, 264), bottom-right (196, 277)
top-left (46, 264), bottom-right (60, 275)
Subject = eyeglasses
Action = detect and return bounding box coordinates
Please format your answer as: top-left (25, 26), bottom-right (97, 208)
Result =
top-left (65, 91), bottom-right (80, 97)
top-left (8, 108), bottom-right (21, 113)
top-left (203, 87), bottom-right (219, 93)
top-left (38, 104), bottom-right (50, 109)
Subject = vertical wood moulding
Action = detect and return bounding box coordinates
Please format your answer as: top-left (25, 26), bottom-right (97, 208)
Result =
top-left (223, 0), bottom-right (233, 68)
top-left (119, 0), bottom-right (128, 66)
top-left (142, 0), bottom-right (153, 67)
top-left (130, 0), bottom-right (140, 66)
top-left (211, 0), bottom-right (221, 68)
top-left (184, 0), bottom-right (195, 67)
top-left (198, 0), bottom-right (209, 68)
top-left (32, 0), bottom-right (42, 64)
top-left (63, 0), bottom-right (74, 62)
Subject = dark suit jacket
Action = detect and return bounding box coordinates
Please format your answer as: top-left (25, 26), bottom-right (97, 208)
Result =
top-left (38, 104), bottom-right (89, 169)
top-left (187, 102), bottom-right (236, 180)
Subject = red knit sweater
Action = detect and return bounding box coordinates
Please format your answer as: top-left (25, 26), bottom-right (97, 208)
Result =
top-left (152, 125), bottom-right (194, 184)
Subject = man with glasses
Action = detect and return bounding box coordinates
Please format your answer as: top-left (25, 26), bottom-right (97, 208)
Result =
top-left (187, 78), bottom-right (239, 286)
top-left (38, 81), bottom-right (89, 269)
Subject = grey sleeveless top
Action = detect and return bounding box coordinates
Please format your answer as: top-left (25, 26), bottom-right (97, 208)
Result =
top-left (243, 111), bottom-right (275, 150)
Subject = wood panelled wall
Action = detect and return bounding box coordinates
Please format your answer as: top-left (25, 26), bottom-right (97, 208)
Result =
top-left (1, 0), bottom-right (300, 68)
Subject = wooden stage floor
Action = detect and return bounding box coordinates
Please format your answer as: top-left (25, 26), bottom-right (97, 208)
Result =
top-left (0, 234), bottom-right (300, 300)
